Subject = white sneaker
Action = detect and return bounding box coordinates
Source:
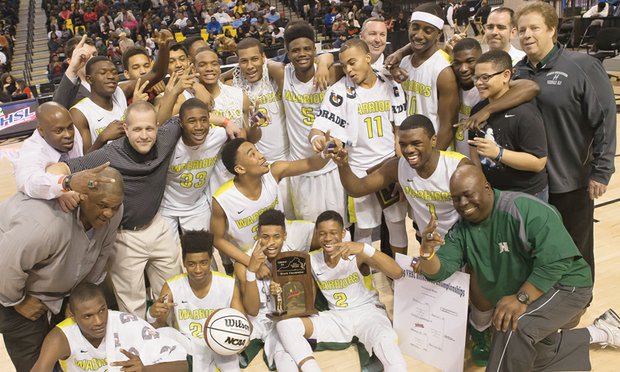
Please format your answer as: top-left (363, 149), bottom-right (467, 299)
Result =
top-left (594, 308), bottom-right (620, 348)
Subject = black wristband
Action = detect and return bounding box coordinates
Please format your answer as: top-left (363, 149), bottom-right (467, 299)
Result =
top-left (62, 174), bottom-right (73, 191)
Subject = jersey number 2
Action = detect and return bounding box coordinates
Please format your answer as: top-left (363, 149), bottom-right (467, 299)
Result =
top-left (333, 292), bottom-right (349, 308)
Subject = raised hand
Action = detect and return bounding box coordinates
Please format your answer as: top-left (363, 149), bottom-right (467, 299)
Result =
top-left (67, 35), bottom-right (91, 77)
top-left (420, 214), bottom-right (444, 256)
top-left (99, 120), bottom-right (126, 142)
top-left (148, 293), bottom-right (176, 321)
top-left (328, 241), bottom-right (365, 260)
top-left (468, 137), bottom-right (500, 160)
top-left (68, 162), bottom-right (116, 193)
top-left (152, 29), bottom-right (174, 47)
top-left (248, 241), bottom-right (268, 274)
top-left (58, 191), bottom-right (81, 213)
top-left (111, 349), bottom-right (145, 372)
top-left (132, 77), bottom-right (150, 102)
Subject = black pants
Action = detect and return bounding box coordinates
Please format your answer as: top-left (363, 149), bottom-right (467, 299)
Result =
top-left (0, 304), bottom-right (51, 372)
top-left (549, 187), bottom-right (595, 279)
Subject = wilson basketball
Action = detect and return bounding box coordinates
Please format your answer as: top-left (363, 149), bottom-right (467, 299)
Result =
top-left (204, 308), bottom-right (252, 355)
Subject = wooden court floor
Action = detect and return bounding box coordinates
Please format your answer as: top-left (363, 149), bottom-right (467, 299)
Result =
top-left (0, 127), bottom-right (619, 371)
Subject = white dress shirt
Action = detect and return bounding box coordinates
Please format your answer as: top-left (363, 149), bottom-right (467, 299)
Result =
top-left (13, 128), bottom-right (83, 199)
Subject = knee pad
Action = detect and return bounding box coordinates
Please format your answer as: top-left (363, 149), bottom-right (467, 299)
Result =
top-left (276, 317), bottom-right (305, 338)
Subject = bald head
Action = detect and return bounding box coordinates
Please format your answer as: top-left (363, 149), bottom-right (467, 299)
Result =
top-left (450, 165), bottom-right (494, 224)
top-left (37, 102), bottom-right (77, 153)
top-left (80, 167), bottom-right (124, 229)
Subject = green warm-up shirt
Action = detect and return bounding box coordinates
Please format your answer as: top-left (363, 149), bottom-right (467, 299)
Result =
top-left (426, 189), bottom-right (592, 304)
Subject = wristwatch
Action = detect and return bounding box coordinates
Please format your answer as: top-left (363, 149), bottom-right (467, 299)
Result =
top-left (62, 174), bottom-right (73, 191)
top-left (516, 291), bottom-right (530, 305)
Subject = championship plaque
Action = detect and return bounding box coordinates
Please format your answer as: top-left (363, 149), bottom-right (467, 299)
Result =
top-left (267, 251), bottom-right (317, 321)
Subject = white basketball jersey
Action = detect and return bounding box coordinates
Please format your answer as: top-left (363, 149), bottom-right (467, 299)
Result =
top-left (310, 250), bottom-right (379, 310)
top-left (454, 87), bottom-right (480, 156)
top-left (283, 64), bottom-right (335, 177)
top-left (313, 73), bottom-right (406, 173)
top-left (57, 318), bottom-right (107, 372)
top-left (398, 151), bottom-right (465, 238)
top-left (213, 172), bottom-right (282, 253)
top-left (244, 79), bottom-right (289, 162)
top-left (159, 127), bottom-right (228, 215)
top-left (72, 91), bottom-right (127, 142)
top-left (399, 49), bottom-right (451, 132)
top-left (212, 83), bottom-right (244, 124)
top-left (168, 272), bottom-right (234, 372)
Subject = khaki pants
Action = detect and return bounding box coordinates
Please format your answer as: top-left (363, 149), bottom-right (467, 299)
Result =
top-left (109, 214), bottom-right (182, 318)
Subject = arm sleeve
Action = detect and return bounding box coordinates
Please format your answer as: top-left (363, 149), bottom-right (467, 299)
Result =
top-left (447, 7), bottom-right (455, 27)
top-left (15, 146), bottom-right (64, 199)
top-left (65, 146), bottom-right (112, 173)
top-left (519, 198), bottom-right (585, 292)
top-left (52, 73), bottom-right (81, 109)
top-left (581, 59), bottom-right (617, 185)
top-left (0, 220), bottom-right (59, 306)
top-left (424, 225), bottom-right (466, 282)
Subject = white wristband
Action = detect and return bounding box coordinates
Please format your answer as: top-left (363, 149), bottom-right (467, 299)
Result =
top-left (146, 307), bottom-right (158, 323)
top-left (363, 244), bottom-right (376, 257)
top-left (310, 134), bottom-right (322, 145)
top-left (246, 270), bottom-right (257, 282)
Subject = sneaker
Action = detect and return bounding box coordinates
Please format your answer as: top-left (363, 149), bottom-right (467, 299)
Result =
top-left (594, 308), bottom-right (620, 348)
top-left (469, 324), bottom-right (492, 366)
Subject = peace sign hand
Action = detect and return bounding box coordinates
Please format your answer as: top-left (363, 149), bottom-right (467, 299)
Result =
top-left (110, 349), bottom-right (145, 372)
top-left (132, 77), bottom-right (150, 102)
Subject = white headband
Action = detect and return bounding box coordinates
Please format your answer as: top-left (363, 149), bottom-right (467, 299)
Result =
top-left (410, 11), bottom-right (445, 30)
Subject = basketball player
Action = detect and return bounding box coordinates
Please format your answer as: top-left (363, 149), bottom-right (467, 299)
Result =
top-left (390, 3), bottom-right (459, 150)
top-left (32, 283), bottom-right (187, 372)
top-left (234, 210), bottom-right (298, 370)
top-left (147, 230), bottom-right (244, 372)
top-left (280, 21), bottom-right (346, 221)
top-left (276, 211), bottom-right (407, 372)
top-left (122, 46), bottom-right (166, 103)
top-left (70, 56), bottom-right (130, 153)
top-left (159, 98), bottom-right (259, 242)
top-left (224, 38), bottom-right (294, 218)
top-left (311, 38), bottom-right (408, 256)
top-left (155, 43), bottom-right (212, 119)
top-left (193, 48), bottom-right (253, 194)
top-left (54, 32), bottom-right (173, 109)
top-left (211, 138), bottom-right (329, 277)
top-left (333, 114), bottom-right (471, 240)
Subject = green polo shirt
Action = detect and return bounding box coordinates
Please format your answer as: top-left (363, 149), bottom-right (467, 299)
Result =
top-left (528, 44), bottom-right (559, 70)
top-left (426, 190), bottom-right (592, 304)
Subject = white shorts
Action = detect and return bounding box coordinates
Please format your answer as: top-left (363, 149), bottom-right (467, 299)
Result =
top-left (349, 195), bottom-right (407, 229)
top-left (160, 204), bottom-right (211, 243)
top-left (309, 303), bottom-right (397, 355)
top-left (283, 220), bottom-right (315, 253)
top-left (289, 168), bottom-right (347, 222)
top-left (249, 314), bottom-right (286, 365)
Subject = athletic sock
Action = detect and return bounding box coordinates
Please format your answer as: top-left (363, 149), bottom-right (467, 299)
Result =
top-left (587, 325), bottom-right (608, 344)
top-left (273, 350), bottom-right (298, 371)
top-left (300, 358), bottom-right (321, 372)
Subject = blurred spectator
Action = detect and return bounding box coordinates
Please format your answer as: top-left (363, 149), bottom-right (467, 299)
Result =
top-left (347, 19), bottom-right (360, 36)
top-left (207, 17), bottom-right (223, 35)
top-left (248, 24), bottom-right (260, 39)
top-left (100, 10), bottom-right (115, 34)
top-left (266, 6), bottom-right (281, 24)
top-left (215, 7), bottom-right (233, 25)
top-left (174, 12), bottom-right (189, 30)
top-left (183, 19), bottom-right (201, 36)
top-left (232, 13), bottom-right (244, 29)
top-left (332, 14), bottom-right (347, 35)
top-left (48, 53), bottom-right (64, 83)
top-left (12, 79), bottom-right (32, 100)
top-left (83, 7), bottom-right (98, 24)
top-left (324, 7), bottom-right (338, 35)
top-left (94, 0), bottom-right (109, 16)
top-left (234, 1), bottom-right (246, 15)
top-left (48, 25), bottom-right (62, 40)
top-left (59, 5), bottom-right (71, 21)
top-left (118, 32), bottom-right (135, 54)
top-left (246, 0), bottom-right (259, 13)
top-left (583, 1), bottom-right (609, 17)
top-left (60, 23), bottom-right (73, 43)
top-left (1, 72), bottom-right (16, 97)
top-left (48, 32), bottom-right (63, 54)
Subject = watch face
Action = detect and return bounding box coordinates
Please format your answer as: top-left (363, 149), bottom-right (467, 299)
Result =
top-left (517, 292), bottom-right (529, 304)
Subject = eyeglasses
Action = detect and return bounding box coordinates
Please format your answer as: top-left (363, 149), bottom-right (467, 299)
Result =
top-left (472, 71), bottom-right (504, 83)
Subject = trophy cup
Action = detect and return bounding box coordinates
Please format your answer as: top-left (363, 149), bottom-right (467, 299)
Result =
top-left (267, 251), bottom-right (317, 320)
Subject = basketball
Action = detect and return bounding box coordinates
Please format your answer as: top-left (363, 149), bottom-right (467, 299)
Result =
top-left (204, 308), bottom-right (252, 356)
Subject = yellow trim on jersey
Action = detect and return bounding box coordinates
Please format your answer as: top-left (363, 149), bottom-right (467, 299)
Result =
top-left (347, 196), bottom-right (357, 224)
top-left (363, 274), bottom-right (377, 292)
top-left (69, 97), bottom-right (90, 111)
top-left (286, 219), bottom-right (314, 226)
top-left (439, 49), bottom-right (453, 63)
top-left (440, 150), bottom-right (466, 160)
top-left (57, 317), bottom-right (76, 329)
top-left (59, 359), bottom-right (68, 371)
top-left (309, 248), bottom-right (324, 255)
top-left (167, 272), bottom-right (188, 283)
top-left (212, 271), bottom-right (235, 280)
top-left (213, 178), bottom-right (235, 198)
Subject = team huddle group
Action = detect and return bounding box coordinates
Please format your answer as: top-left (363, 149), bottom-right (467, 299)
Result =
top-left (2, 1), bottom-right (620, 372)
